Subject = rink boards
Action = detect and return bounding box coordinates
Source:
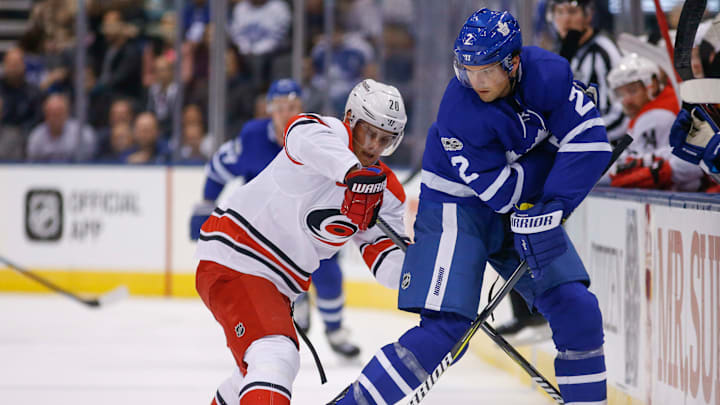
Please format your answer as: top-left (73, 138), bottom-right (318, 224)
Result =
top-left (2, 165), bottom-right (720, 404)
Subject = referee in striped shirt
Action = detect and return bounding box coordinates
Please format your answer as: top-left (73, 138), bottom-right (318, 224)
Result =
top-left (550, 0), bottom-right (626, 142)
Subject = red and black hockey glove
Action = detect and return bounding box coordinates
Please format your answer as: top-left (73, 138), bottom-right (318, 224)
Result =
top-left (610, 156), bottom-right (672, 189)
top-left (341, 165), bottom-right (386, 231)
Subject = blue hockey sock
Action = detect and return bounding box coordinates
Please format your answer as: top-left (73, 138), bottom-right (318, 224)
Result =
top-left (555, 347), bottom-right (607, 403)
top-left (535, 282), bottom-right (607, 403)
top-left (313, 257), bottom-right (344, 332)
top-left (335, 311), bottom-right (471, 405)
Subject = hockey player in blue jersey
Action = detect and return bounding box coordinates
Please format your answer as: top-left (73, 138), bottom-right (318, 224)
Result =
top-left (332, 9), bottom-right (611, 404)
top-left (189, 78), bottom-right (360, 358)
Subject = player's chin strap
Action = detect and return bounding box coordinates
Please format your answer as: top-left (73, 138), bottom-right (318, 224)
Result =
top-left (291, 303), bottom-right (327, 384)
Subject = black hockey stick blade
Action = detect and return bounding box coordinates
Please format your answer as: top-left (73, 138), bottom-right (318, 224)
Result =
top-left (0, 255), bottom-right (129, 308)
top-left (674, 0), bottom-right (707, 81)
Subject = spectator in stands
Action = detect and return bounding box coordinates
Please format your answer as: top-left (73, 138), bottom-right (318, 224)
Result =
top-left (177, 122), bottom-right (207, 163)
top-left (126, 112), bottom-right (168, 164)
top-left (143, 11), bottom-right (193, 88)
top-left (182, 103), bottom-right (205, 131)
top-left (26, 93), bottom-right (96, 162)
top-left (0, 98), bottom-right (24, 161)
top-left (225, 47), bottom-right (255, 138)
top-left (145, 56), bottom-right (179, 137)
top-left (230, 0), bottom-right (291, 89)
top-left (26, 0), bottom-right (76, 52)
top-left (96, 97), bottom-right (136, 157)
top-left (182, 0), bottom-right (210, 43)
top-left (309, 19), bottom-right (377, 115)
top-left (94, 10), bottom-right (143, 102)
top-left (549, 0), bottom-right (626, 142)
top-left (97, 122), bottom-right (135, 162)
top-left (0, 48), bottom-right (43, 133)
top-left (606, 53), bottom-right (703, 191)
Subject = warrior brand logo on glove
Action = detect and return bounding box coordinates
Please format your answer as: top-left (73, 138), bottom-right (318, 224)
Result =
top-left (510, 209), bottom-right (563, 234)
top-left (341, 166), bottom-right (387, 231)
top-left (350, 182), bottom-right (387, 194)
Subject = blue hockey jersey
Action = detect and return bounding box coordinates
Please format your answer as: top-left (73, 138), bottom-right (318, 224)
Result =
top-left (203, 118), bottom-right (281, 201)
top-left (421, 46), bottom-right (612, 216)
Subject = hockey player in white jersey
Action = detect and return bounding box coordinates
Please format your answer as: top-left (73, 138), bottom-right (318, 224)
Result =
top-left (606, 53), bottom-right (704, 190)
top-left (195, 79), bottom-right (408, 405)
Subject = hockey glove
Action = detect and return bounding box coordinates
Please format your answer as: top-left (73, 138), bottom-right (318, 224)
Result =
top-left (189, 201), bottom-right (215, 240)
top-left (341, 165), bottom-right (386, 231)
top-left (510, 201), bottom-right (567, 280)
top-left (670, 107), bottom-right (720, 173)
top-left (610, 156), bottom-right (673, 189)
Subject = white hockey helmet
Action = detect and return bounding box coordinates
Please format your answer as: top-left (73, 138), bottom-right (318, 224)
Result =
top-left (344, 79), bottom-right (407, 156)
top-left (607, 53), bottom-right (659, 91)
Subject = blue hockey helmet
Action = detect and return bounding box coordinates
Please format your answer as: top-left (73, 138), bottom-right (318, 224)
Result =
top-left (267, 78), bottom-right (303, 103)
top-left (453, 8), bottom-right (522, 87)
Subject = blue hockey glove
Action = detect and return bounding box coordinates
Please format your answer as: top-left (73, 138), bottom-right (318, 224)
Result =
top-left (510, 201), bottom-right (567, 280)
top-left (670, 107), bottom-right (720, 172)
top-left (189, 201), bottom-right (215, 240)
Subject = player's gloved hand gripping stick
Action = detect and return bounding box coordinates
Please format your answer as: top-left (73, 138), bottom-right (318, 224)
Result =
top-left (341, 165), bottom-right (387, 231)
top-left (366, 134), bottom-right (632, 405)
top-left (670, 107), bottom-right (720, 173)
top-left (510, 201), bottom-right (567, 280)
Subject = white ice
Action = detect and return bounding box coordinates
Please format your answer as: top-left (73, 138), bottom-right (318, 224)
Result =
top-left (0, 293), bottom-right (552, 404)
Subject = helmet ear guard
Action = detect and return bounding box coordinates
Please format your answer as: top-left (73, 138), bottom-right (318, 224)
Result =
top-left (344, 79), bottom-right (408, 156)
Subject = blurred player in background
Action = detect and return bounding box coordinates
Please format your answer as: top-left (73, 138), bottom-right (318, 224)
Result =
top-left (606, 53), bottom-right (704, 190)
top-left (195, 79), bottom-right (409, 405)
top-left (190, 78), bottom-right (361, 358)
top-left (549, 0), bottom-right (625, 141)
top-left (332, 9), bottom-right (610, 404)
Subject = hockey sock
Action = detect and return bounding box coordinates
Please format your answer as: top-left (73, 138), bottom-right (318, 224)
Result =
top-left (239, 335), bottom-right (298, 405)
top-left (239, 384), bottom-right (291, 405)
top-left (213, 367), bottom-right (243, 405)
top-left (336, 311), bottom-right (470, 405)
top-left (313, 258), bottom-right (344, 331)
top-left (555, 346), bottom-right (607, 403)
top-left (535, 282), bottom-right (606, 403)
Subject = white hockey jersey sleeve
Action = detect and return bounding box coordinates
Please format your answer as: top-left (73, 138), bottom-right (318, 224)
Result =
top-left (352, 166), bottom-right (407, 290)
top-left (283, 113), bottom-right (361, 183)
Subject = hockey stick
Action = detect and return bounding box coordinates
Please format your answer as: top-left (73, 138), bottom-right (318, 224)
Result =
top-left (0, 255), bottom-right (129, 308)
top-left (673, 0), bottom-right (720, 124)
top-left (374, 134), bottom-right (632, 405)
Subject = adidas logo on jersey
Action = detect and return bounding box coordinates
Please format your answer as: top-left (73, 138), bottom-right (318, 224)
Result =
top-left (350, 182), bottom-right (386, 194)
top-left (441, 137), bottom-right (464, 151)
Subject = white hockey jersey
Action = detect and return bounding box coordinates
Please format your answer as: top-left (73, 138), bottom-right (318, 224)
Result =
top-left (195, 113), bottom-right (407, 301)
top-left (623, 86), bottom-right (704, 191)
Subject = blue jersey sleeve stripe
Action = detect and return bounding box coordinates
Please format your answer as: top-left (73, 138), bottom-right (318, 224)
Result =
top-left (497, 163), bottom-right (524, 213)
top-left (558, 118), bottom-right (606, 147)
top-left (478, 165), bottom-right (511, 201)
top-left (209, 153), bottom-right (235, 184)
top-left (421, 170), bottom-right (477, 197)
top-left (559, 142), bottom-right (612, 153)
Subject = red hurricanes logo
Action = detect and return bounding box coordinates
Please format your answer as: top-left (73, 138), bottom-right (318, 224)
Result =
top-left (305, 208), bottom-right (358, 246)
